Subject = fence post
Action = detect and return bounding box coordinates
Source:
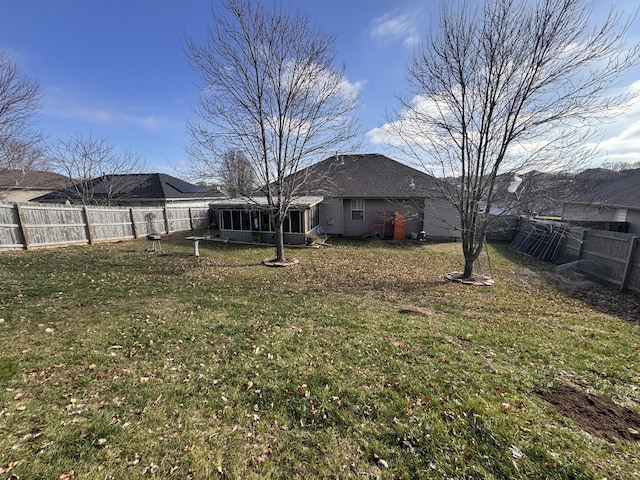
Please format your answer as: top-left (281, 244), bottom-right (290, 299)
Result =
top-left (620, 235), bottom-right (637, 293)
top-left (15, 204), bottom-right (30, 250)
top-left (163, 207), bottom-right (170, 234)
top-left (129, 208), bottom-right (139, 239)
top-left (577, 228), bottom-right (586, 260)
top-left (83, 206), bottom-right (94, 244)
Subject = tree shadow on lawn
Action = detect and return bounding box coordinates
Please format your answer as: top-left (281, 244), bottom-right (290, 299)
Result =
top-left (500, 245), bottom-right (640, 325)
top-left (550, 273), bottom-right (640, 325)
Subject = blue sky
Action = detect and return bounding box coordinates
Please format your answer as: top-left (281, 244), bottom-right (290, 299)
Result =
top-left (2, 1), bottom-right (639, 175)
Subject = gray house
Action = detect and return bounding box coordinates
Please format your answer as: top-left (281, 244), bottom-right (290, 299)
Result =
top-left (298, 153), bottom-right (461, 240)
top-left (561, 168), bottom-right (640, 234)
top-left (208, 154), bottom-right (461, 245)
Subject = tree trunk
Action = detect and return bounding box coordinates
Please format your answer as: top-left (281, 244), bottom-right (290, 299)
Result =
top-left (460, 228), bottom-right (487, 278)
top-left (462, 257), bottom-right (474, 278)
top-left (274, 224), bottom-right (285, 262)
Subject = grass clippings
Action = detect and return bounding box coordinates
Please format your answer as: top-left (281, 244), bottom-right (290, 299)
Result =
top-left (0, 236), bottom-right (639, 479)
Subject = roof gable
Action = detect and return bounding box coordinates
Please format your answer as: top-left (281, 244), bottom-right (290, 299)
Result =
top-left (298, 153), bottom-right (439, 198)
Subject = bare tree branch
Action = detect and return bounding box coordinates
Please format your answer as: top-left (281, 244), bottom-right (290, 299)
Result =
top-left (0, 52), bottom-right (45, 177)
top-left (388, 0), bottom-right (640, 278)
top-left (47, 133), bottom-right (147, 205)
top-left (186, 0), bottom-right (360, 261)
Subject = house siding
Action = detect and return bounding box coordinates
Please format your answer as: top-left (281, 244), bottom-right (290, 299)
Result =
top-left (563, 203), bottom-right (618, 222)
top-left (325, 198), bottom-right (424, 238)
top-left (423, 200), bottom-right (461, 239)
top-left (627, 210), bottom-right (640, 234)
top-left (562, 203), bottom-right (640, 234)
top-left (319, 198), bottom-right (343, 235)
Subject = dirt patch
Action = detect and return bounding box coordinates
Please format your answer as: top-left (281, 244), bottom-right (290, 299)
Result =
top-left (261, 257), bottom-right (299, 268)
top-left (538, 383), bottom-right (640, 443)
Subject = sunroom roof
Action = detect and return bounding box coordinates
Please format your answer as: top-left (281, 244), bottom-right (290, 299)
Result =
top-left (210, 196), bottom-right (324, 209)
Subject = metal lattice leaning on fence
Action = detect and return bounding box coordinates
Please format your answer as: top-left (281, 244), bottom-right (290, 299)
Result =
top-left (510, 219), bottom-right (570, 262)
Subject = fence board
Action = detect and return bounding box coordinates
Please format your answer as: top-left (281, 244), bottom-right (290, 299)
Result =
top-left (87, 207), bottom-right (135, 241)
top-left (555, 226), bottom-right (584, 264)
top-left (0, 204), bottom-right (24, 248)
top-left (20, 205), bottom-right (87, 247)
top-left (0, 203), bottom-right (211, 250)
top-left (580, 230), bottom-right (631, 286)
top-left (166, 207), bottom-right (192, 233)
top-left (131, 208), bottom-right (166, 236)
top-left (625, 244), bottom-right (640, 295)
top-left (190, 207), bottom-right (210, 229)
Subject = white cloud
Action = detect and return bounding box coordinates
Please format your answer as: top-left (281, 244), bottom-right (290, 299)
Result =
top-left (598, 119), bottom-right (640, 156)
top-left (370, 77), bottom-right (640, 171)
top-left (44, 87), bottom-right (170, 132)
top-left (138, 115), bottom-right (165, 131)
top-left (339, 77), bottom-right (366, 99)
top-left (366, 93), bottom-right (446, 148)
top-left (367, 124), bottom-right (402, 146)
top-left (71, 106), bottom-right (115, 123)
top-left (369, 9), bottom-right (422, 48)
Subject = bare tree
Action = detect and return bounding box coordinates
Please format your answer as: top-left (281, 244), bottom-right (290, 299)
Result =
top-left (0, 52), bottom-right (45, 175)
top-left (601, 159), bottom-right (640, 171)
top-left (48, 133), bottom-right (147, 205)
top-left (186, 0), bottom-right (360, 262)
top-left (217, 149), bottom-right (258, 197)
top-left (389, 0), bottom-right (640, 279)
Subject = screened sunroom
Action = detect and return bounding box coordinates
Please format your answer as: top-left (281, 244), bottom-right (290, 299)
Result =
top-left (209, 196), bottom-right (324, 245)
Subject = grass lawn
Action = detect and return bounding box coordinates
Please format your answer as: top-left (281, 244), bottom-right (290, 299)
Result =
top-left (0, 235), bottom-right (639, 479)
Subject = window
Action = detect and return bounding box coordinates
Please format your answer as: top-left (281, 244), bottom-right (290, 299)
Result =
top-left (289, 211), bottom-right (301, 233)
top-left (240, 211), bottom-right (251, 230)
top-left (231, 211), bottom-right (241, 230)
top-left (221, 210), bottom-right (232, 229)
top-left (260, 211), bottom-right (273, 232)
top-left (351, 199), bottom-right (364, 221)
top-left (310, 205), bottom-right (320, 230)
top-left (220, 210), bottom-right (252, 230)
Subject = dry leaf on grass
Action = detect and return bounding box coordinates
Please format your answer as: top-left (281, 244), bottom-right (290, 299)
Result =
top-left (0, 460), bottom-right (20, 474)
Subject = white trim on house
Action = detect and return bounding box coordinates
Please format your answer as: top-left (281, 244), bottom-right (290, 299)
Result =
top-left (351, 199), bottom-right (365, 221)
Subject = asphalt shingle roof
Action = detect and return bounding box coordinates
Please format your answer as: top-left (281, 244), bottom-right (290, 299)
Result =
top-left (33, 173), bottom-right (224, 203)
top-left (297, 153), bottom-right (440, 198)
top-left (0, 169), bottom-right (71, 190)
top-left (569, 168), bottom-right (640, 208)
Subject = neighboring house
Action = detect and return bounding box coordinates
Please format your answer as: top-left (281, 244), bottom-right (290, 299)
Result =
top-left (0, 169), bottom-right (72, 203)
top-left (561, 168), bottom-right (640, 234)
top-left (33, 173), bottom-right (225, 207)
top-left (299, 153), bottom-right (460, 239)
top-left (209, 153), bottom-right (461, 245)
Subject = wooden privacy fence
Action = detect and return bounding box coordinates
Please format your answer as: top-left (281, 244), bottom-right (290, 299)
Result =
top-left (0, 203), bottom-right (211, 250)
top-left (555, 226), bottom-right (640, 294)
top-left (513, 219), bottom-right (640, 295)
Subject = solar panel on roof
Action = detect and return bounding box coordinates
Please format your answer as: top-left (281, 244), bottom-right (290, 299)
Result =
top-left (167, 180), bottom-right (211, 194)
